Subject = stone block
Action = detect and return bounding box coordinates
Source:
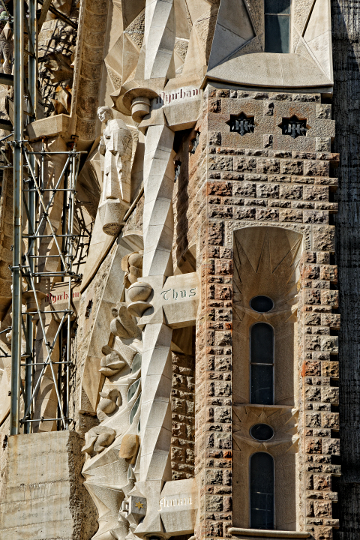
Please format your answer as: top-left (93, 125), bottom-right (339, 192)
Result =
top-left (208, 156), bottom-right (233, 171)
top-left (279, 208), bottom-right (303, 222)
top-left (257, 158), bottom-right (280, 174)
top-left (233, 183), bottom-right (256, 197)
top-left (256, 208), bottom-right (279, 221)
top-left (207, 182), bottom-right (232, 196)
top-left (313, 226), bottom-right (335, 252)
top-left (304, 161), bottom-right (330, 177)
top-left (303, 289), bottom-right (321, 305)
top-left (306, 438), bottom-right (322, 454)
top-left (320, 336), bottom-right (338, 354)
top-left (321, 290), bottom-right (339, 308)
top-left (233, 157), bottom-right (257, 172)
top-left (281, 160), bottom-right (304, 175)
top-left (0, 432), bottom-right (96, 540)
top-left (320, 266), bottom-right (338, 282)
top-left (321, 413), bottom-right (339, 430)
top-left (256, 183), bottom-right (279, 198)
top-left (322, 439), bottom-right (340, 456)
top-left (321, 387), bottom-right (339, 405)
top-left (316, 105), bottom-right (332, 119)
top-left (304, 210), bottom-right (328, 224)
top-left (305, 386), bottom-right (321, 401)
top-left (314, 500), bottom-right (332, 518)
top-left (304, 186), bottom-right (328, 201)
top-left (280, 184), bottom-right (303, 199)
top-left (306, 414), bottom-right (321, 428)
top-left (233, 207), bottom-right (256, 220)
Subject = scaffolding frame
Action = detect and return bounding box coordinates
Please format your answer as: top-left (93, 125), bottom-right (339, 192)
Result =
top-left (7, 0), bottom-right (86, 435)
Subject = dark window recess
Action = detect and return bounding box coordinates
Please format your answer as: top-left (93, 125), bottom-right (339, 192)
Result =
top-left (189, 131), bottom-right (200, 154)
top-left (227, 112), bottom-right (255, 136)
top-left (265, 0), bottom-right (290, 54)
top-left (250, 452), bottom-right (275, 529)
top-left (250, 295), bottom-right (274, 313)
top-left (279, 115), bottom-right (309, 139)
top-left (250, 423), bottom-right (274, 442)
top-left (250, 323), bottom-right (274, 405)
top-left (85, 300), bottom-right (93, 318)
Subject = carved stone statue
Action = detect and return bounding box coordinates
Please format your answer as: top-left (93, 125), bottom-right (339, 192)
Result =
top-left (0, 23), bottom-right (13, 75)
top-left (82, 425), bottom-right (116, 456)
top-left (97, 106), bottom-right (133, 236)
top-left (121, 250), bottom-right (143, 289)
top-left (98, 106), bottom-right (132, 203)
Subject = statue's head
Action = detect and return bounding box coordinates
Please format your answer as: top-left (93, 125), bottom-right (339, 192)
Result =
top-left (97, 106), bottom-right (114, 123)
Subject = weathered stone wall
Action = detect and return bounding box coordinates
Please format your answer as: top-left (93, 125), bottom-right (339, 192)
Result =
top-left (171, 351), bottom-right (195, 480)
top-left (0, 431), bottom-right (97, 540)
top-left (332, 1), bottom-right (360, 538)
top-left (190, 87), bottom-right (340, 540)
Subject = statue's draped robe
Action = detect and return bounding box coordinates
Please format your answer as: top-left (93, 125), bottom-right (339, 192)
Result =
top-left (101, 119), bottom-right (132, 203)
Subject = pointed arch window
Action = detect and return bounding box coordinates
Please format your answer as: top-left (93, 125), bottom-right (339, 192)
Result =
top-left (250, 323), bottom-right (274, 405)
top-left (265, 0), bottom-right (291, 53)
top-left (250, 452), bottom-right (275, 529)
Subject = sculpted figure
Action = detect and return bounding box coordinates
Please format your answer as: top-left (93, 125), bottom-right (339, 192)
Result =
top-left (110, 305), bottom-right (141, 341)
top-left (98, 106), bottom-right (133, 205)
top-left (0, 23), bottom-right (13, 75)
top-left (99, 345), bottom-right (128, 377)
top-left (97, 388), bottom-right (121, 422)
top-left (82, 425), bottom-right (116, 456)
top-left (122, 251), bottom-right (143, 289)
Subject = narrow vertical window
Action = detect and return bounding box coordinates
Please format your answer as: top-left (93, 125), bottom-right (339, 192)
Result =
top-left (265, 0), bottom-right (291, 53)
top-left (250, 452), bottom-right (275, 529)
top-left (250, 323), bottom-right (274, 405)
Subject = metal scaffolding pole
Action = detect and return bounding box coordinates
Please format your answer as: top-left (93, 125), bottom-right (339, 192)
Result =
top-left (10, 0), bottom-right (24, 436)
top-left (25, 0), bottom-right (37, 435)
top-left (18, 146), bottom-right (85, 431)
top-left (6, 0), bottom-right (88, 435)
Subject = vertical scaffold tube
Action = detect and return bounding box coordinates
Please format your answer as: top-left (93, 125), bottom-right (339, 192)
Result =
top-left (10, 0), bottom-right (24, 435)
top-left (28, 0), bottom-right (37, 121)
top-left (24, 0), bottom-right (37, 432)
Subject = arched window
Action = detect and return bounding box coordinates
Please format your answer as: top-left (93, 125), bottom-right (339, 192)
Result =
top-left (250, 453), bottom-right (275, 529)
top-left (250, 323), bottom-right (274, 405)
top-left (265, 0), bottom-right (291, 53)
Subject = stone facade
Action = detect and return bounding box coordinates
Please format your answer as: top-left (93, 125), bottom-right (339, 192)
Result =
top-left (191, 88), bottom-right (340, 540)
top-left (1, 1), bottom-right (360, 540)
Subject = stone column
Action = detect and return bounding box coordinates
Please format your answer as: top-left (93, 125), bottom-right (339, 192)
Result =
top-left (136, 124), bottom-right (175, 534)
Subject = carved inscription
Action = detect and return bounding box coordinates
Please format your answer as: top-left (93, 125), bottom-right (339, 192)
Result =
top-left (159, 496), bottom-right (193, 511)
top-left (45, 290), bottom-right (80, 304)
top-left (160, 288), bottom-right (197, 301)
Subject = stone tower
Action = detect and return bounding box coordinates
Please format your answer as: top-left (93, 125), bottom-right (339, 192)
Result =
top-left (0, 1), bottom-right (359, 540)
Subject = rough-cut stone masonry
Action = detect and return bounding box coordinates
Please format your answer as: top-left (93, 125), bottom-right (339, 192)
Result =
top-left (171, 352), bottom-right (195, 480)
top-left (187, 88), bottom-right (341, 540)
